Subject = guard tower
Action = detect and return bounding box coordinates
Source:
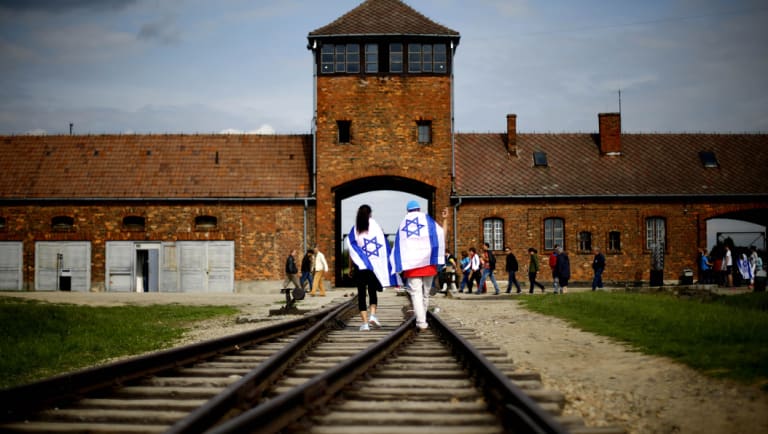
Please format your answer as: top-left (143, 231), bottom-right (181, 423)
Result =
top-left (307, 0), bottom-right (460, 284)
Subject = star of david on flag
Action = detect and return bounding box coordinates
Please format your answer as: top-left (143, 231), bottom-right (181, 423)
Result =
top-left (402, 217), bottom-right (424, 238)
top-left (346, 218), bottom-right (397, 287)
top-left (362, 237), bottom-right (382, 258)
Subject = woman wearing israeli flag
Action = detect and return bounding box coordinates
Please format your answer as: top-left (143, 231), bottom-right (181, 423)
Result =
top-left (346, 204), bottom-right (396, 331)
top-left (390, 200), bottom-right (446, 331)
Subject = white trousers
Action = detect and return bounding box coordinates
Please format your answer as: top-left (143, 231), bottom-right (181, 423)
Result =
top-left (407, 275), bottom-right (434, 329)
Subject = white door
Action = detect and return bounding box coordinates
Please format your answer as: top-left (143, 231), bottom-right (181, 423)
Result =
top-left (161, 242), bottom-right (180, 292)
top-left (177, 241), bottom-right (234, 293)
top-left (35, 242), bottom-right (91, 291)
top-left (106, 241), bottom-right (134, 292)
top-left (0, 242), bottom-right (23, 290)
top-left (207, 242), bottom-right (234, 293)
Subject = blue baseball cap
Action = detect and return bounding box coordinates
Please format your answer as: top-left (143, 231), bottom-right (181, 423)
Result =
top-left (406, 200), bottom-right (420, 211)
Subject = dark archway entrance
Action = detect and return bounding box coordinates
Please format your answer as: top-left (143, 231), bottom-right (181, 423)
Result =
top-left (333, 176), bottom-right (436, 287)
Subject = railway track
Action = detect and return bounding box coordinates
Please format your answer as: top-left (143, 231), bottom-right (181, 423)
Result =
top-left (0, 291), bottom-right (624, 434)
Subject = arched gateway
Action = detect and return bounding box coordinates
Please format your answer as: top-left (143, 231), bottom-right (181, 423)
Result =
top-left (333, 176), bottom-right (436, 286)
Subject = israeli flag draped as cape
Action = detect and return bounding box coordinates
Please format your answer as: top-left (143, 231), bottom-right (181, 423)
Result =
top-left (390, 211), bottom-right (445, 275)
top-left (346, 218), bottom-right (397, 287)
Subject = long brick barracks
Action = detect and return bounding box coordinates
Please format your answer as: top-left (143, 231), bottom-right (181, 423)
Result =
top-left (1, 0), bottom-right (766, 293)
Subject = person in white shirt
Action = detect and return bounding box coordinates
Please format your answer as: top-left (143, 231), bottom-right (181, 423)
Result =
top-left (311, 245), bottom-right (329, 296)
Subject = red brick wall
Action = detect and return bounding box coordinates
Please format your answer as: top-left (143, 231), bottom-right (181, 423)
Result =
top-left (453, 199), bottom-right (766, 285)
top-left (0, 203), bottom-right (308, 290)
top-left (314, 75), bottom-right (454, 279)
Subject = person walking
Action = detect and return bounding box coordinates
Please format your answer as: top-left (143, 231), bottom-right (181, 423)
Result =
top-left (549, 246), bottom-right (560, 294)
top-left (346, 204), bottom-right (394, 330)
top-left (459, 250), bottom-right (471, 293)
top-left (300, 249), bottom-right (314, 292)
top-left (592, 246), bottom-right (606, 291)
top-left (504, 247), bottom-right (522, 294)
top-left (527, 247), bottom-right (545, 293)
top-left (479, 242), bottom-right (501, 294)
top-left (311, 244), bottom-right (329, 296)
top-left (390, 201), bottom-right (445, 331)
top-left (467, 246), bottom-right (481, 294)
top-left (555, 246), bottom-right (571, 294)
top-left (282, 249), bottom-right (301, 290)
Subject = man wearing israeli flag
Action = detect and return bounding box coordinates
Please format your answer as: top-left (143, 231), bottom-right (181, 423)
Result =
top-left (390, 200), bottom-right (445, 331)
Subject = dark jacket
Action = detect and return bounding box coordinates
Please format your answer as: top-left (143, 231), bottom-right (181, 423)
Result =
top-left (592, 252), bottom-right (606, 270)
top-left (301, 254), bottom-right (313, 273)
top-left (556, 252), bottom-right (571, 280)
top-left (506, 253), bottom-right (519, 272)
top-left (285, 255), bottom-right (298, 274)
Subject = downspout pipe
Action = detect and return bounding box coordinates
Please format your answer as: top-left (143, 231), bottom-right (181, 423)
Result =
top-left (453, 197), bottom-right (461, 258)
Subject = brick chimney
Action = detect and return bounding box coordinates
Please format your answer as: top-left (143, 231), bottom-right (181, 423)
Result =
top-left (506, 114), bottom-right (518, 156)
top-left (598, 112), bottom-right (621, 155)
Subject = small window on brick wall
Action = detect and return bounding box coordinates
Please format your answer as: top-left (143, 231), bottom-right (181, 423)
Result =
top-left (51, 216), bottom-right (74, 232)
top-left (608, 231), bottom-right (622, 253)
top-left (123, 216), bottom-right (146, 232)
top-left (0, 216), bottom-right (6, 231)
top-left (337, 120), bottom-right (351, 144)
top-left (578, 231), bottom-right (592, 253)
top-left (417, 120), bottom-right (432, 144)
top-left (195, 215), bottom-right (218, 231)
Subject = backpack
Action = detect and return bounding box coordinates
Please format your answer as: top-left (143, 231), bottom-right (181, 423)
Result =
top-left (549, 253), bottom-right (558, 268)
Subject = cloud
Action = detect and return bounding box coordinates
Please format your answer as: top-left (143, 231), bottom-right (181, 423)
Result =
top-left (0, 0), bottom-right (136, 13)
top-left (138, 16), bottom-right (182, 45)
top-left (219, 125), bottom-right (276, 135)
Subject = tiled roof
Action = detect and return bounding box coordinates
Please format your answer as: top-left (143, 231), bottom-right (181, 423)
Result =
top-left (455, 132), bottom-right (768, 198)
top-left (309, 0), bottom-right (459, 37)
top-left (0, 134), bottom-right (312, 200)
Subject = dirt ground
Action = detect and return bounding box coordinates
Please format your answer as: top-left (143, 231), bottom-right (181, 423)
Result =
top-left (4, 287), bottom-right (767, 434)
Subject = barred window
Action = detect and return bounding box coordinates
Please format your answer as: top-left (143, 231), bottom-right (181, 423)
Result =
top-left (483, 218), bottom-right (504, 251)
top-left (578, 231), bottom-right (592, 253)
top-left (608, 231), bottom-right (621, 252)
top-left (544, 218), bottom-right (564, 250)
top-left (646, 217), bottom-right (666, 251)
top-left (417, 121), bottom-right (431, 144)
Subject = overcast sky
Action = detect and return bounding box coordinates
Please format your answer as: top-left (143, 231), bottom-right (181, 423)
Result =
top-left (1, 0), bottom-right (767, 136)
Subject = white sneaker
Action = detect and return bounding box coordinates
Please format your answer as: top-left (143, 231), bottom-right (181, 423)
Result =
top-left (359, 323), bottom-right (370, 331)
top-left (369, 315), bottom-right (381, 328)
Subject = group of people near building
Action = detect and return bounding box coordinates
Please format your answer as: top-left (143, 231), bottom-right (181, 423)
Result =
top-left (282, 244), bottom-right (329, 296)
top-left (287, 202), bottom-right (613, 332)
top-left (698, 244), bottom-right (764, 289)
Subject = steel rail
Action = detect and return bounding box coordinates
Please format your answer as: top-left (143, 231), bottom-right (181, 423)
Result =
top-left (0, 299), bottom-right (353, 423)
top-left (207, 316), bottom-right (418, 434)
top-left (428, 310), bottom-right (570, 434)
top-left (166, 298), bottom-right (358, 434)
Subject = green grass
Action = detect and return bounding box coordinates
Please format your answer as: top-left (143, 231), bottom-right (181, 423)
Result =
top-left (519, 292), bottom-right (768, 387)
top-left (0, 296), bottom-right (238, 389)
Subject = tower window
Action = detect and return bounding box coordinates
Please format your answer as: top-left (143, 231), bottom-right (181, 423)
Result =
top-left (365, 44), bottom-right (378, 73)
top-left (417, 121), bottom-right (432, 144)
top-left (389, 43), bottom-right (403, 72)
top-left (408, 43), bottom-right (447, 73)
top-left (321, 43), bottom-right (360, 74)
top-left (337, 120), bottom-right (351, 144)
